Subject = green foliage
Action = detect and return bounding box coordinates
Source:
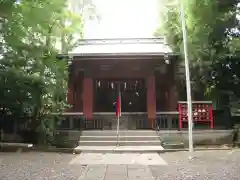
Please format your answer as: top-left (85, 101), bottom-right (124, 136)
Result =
top-left (58, 10), bottom-right (84, 53)
top-left (156, 0), bottom-right (240, 109)
top-left (0, 0), bottom-right (92, 144)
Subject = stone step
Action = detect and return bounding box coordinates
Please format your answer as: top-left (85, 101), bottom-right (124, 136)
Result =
top-left (74, 145), bottom-right (164, 153)
top-left (80, 130), bottom-right (158, 137)
top-left (80, 136), bottom-right (161, 141)
top-left (78, 140), bottom-right (162, 146)
top-left (161, 142), bottom-right (185, 149)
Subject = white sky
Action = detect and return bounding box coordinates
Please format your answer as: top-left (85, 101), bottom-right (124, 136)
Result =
top-left (84, 0), bottom-right (160, 39)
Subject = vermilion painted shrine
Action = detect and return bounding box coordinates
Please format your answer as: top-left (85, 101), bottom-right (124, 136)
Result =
top-left (62, 38), bottom-right (214, 130)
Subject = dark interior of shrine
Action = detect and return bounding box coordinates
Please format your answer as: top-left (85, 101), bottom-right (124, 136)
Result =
top-left (94, 79), bottom-right (147, 112)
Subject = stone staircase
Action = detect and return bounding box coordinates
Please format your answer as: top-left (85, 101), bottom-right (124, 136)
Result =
top-left (75, 130), bottom-right (164, 152)
top-left (78, 130), bottom-right (162, 146)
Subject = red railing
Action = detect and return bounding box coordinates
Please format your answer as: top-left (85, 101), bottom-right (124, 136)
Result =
top-left (178, 101), bottom-right (213, 129)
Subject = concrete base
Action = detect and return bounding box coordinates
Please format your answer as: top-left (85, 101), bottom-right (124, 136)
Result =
top-left (55, 129), bottom-right (233, 149)
top-left (157, 130), bottom-right (233, 146)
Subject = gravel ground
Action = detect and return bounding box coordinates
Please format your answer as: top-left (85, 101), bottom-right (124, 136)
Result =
top-left (152, 149), bottom-right (240, 180)
top-left (0, 149), bottom-right (239, 180)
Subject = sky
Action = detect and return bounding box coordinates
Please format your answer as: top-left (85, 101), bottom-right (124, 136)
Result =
top-left (83, 0), bottom-right (160, 39)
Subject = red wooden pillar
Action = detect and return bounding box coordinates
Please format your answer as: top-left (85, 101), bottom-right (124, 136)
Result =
top-left (74, 72), bottom-right (84, 112)
top-left (167, 64), bottom-right (177, 111)
top-left (83, 77), bottom-right (93, 120)
top-left (147, 74), bottom-right (156, 128)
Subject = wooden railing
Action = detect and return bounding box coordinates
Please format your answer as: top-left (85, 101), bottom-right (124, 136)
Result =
top-left (156, 112), bottom-right (179, 130)
top-left (54, 113), bottom-right (104, 130)
top-left (55, 112), bottom-right (179, 130)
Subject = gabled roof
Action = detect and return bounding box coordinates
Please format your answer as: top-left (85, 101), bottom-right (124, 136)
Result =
top-left (68, 38), bottom-right (176, 57)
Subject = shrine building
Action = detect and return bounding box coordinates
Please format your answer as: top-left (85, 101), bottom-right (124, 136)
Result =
top-left (61, 38), bottom-right (213, 130)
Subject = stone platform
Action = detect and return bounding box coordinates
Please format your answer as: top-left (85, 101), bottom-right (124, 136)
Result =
top-left (56, 129), bottom-right (233, 150)
top-left (74, 146), bottom-right (164, 153)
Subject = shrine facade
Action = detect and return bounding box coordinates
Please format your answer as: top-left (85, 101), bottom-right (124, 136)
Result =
top-left (66, 38), bottom-right (179, 121)
top-left (55, 38), bottom-right (217, 131)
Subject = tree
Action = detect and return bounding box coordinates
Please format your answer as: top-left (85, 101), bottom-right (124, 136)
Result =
top-left (155, 0), bottom-right (240, 109)
top-left (58, 10), bottom-right (84, 54)
top-left (68, 0), bottom-right (100, 21)
top-left (0, 0), bottom-right (93, 143)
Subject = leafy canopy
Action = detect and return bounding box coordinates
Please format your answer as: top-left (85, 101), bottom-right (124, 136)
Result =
top-left (155, 0), bottom-right (240, 109)
top-left (0, 0), bottom-right (96, 142)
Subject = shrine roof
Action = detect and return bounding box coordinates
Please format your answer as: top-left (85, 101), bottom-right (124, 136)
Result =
top-left (68, 38), bottom-right (178, 57)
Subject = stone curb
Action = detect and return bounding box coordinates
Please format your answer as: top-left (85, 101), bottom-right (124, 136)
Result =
top-left (73, 150), bottom-right (164, 153)
top-left (26, 147), bottom-right (238, 154)
top-left (1, 146), bottom-right (238, 154)
top-left (0, 146), bottom-right (76, 154)
top-left (31, 147), bottom-right (77, 154)
top-left (160, 147), bottom-right (234, 153)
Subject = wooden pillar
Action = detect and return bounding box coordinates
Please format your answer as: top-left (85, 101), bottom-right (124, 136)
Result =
top-left (83, 77), bottom-right (93, 120)
top-left (168, 64), bottom-right (178, 111)
top-left (66, 73), bottom-right (74, 112)
top-left (168, 85), bottom-right (178, 111)
top-left (74, 71), bottom-right (84, 112)
top-left (147, 74), bottom-right (156, 127)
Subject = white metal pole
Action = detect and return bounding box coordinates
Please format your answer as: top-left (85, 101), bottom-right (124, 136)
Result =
top-left (116, 115), bottom-right (120, 146)
top-left (179, 0), bottom-right (194, 153)
top-left (116, 91), bottom-right (121, 146)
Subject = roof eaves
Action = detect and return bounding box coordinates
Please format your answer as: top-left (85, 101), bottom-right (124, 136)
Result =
top-left (68, 52), bottom-right (180, 57)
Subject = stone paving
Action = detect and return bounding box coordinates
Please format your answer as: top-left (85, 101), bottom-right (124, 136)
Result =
top-left (0, 149), bottom-right (239, 180)
top-left (70, 153), bottom-right (167, 165)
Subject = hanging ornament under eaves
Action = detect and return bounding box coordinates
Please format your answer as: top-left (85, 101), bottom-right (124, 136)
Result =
top-left (97, 81), bottom-right (101, 87)
top-left (111, 82), bottom-right (114, 89)
top-left (164, 53), bottom-right (170, 64)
